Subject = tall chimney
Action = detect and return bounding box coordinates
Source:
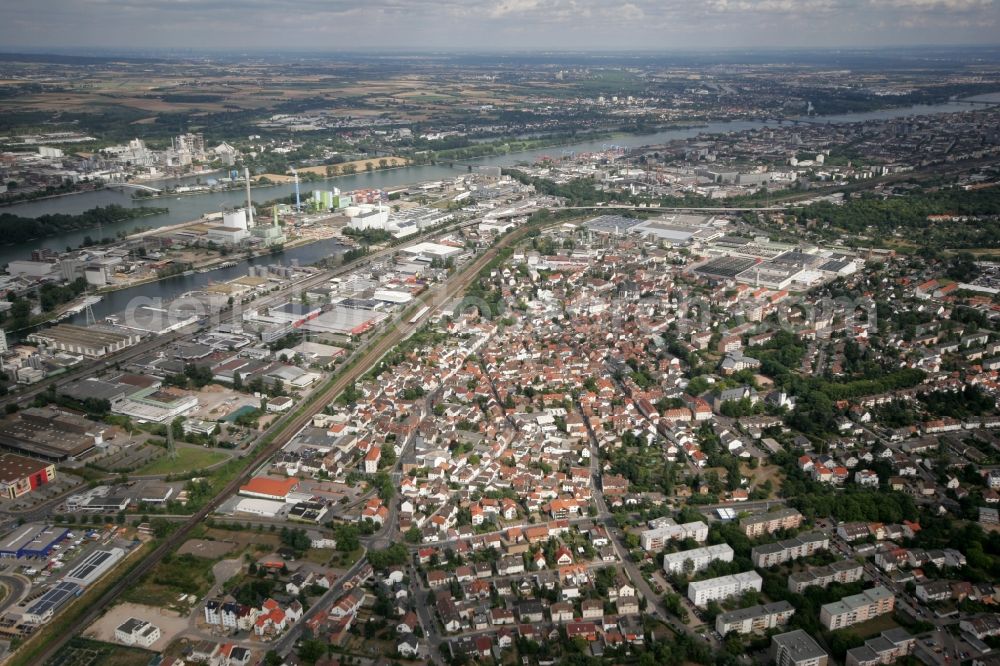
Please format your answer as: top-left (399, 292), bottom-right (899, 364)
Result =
top-left (244, 167), bottom-right (254, 228)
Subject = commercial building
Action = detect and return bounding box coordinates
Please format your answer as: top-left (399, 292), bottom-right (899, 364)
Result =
top-left (114, 618), bottom-right (161, 647)
top-left (788, 560), bottom-right (865, 594)
top-left (112, 386), bottom-right (199, 423)
top-left (399, 242), bottom-right (463, 261)
top-left (0, 407), bottom-right (105, 461)
top-left (740, 508), bottom-right (803, 538)
top-left (845, 628), bottom-right (915, 666)
top-left (64, 486), bottom-right (130, 513)
top-left (663, 543), bottom-right (734, 575)
top-left (233, 497), bottom-right (286, 518)
top-left (0, 454), bottom-right (55, 498)
top-left (239, 477), bottom-right (299, 502)
top-left (751, 532), bottom-right (829, 568)
top-left (687, 571), bottom-right (762, 607)
top-left (63, 548), bottom-right (126, 586)
top-left (110, 304), bottom-right (201, 335)
top-left (640, 519), bottom-right (709, 551)
top-left (0, 523), bottom-right (69, 558)
top-left (820, 586), bottom-right (895, 630)
top-left (298, 306), bottom-right (389, 337)
top-left (772, 629), bottom-right (829, 666)
top-left (27, 324), bottom-right (140, 358)
top-left (22, 581), bottom-right (82, 625)
top-left (716, 600), bottom-right (795, 635)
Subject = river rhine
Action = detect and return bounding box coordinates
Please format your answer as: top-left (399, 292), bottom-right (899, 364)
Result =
top-left (4, 92), bottom-right (998, 326)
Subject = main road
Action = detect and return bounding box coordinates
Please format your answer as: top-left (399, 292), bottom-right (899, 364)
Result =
top-left (19, 218), bottom-right (545, 666)
top-left (576, 397), bottom-right (721, 651)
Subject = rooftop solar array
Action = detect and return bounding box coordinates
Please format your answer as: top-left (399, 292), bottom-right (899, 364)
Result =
top-left (63, 549), bottom-right (121, 584)
top-left (26, 581), bottom-right (81, 619)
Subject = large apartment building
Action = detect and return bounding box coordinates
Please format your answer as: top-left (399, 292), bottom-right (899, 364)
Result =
top-left (663, 543), bottom-right (734, 575)
top-left (716, 600), bottom-right (795, 636)
top-left (740, 508), bottom-right (803, 538)
top-left (687, 571), bottom-right (762, 607)
top-left (788, 560), bottom-right (865, 593)
top-left (751, 532), bottom-right (829, 568)
top-left (820, 586), bottom-right (895, 631)
top-left (772, 630), bottom-right (829, 666)
top-left (845, 628), bottom-right (915, 666)
top-left (640, 519), bottom-right (708, 551)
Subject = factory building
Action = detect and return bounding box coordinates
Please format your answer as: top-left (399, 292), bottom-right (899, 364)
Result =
top-left (0, 407), bottom-right (105, 461)
top-left (27, 324), bottom-right (140, 358)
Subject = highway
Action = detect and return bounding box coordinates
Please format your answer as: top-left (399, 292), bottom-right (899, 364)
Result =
top-left (19, 218), bottom-right (544, 666)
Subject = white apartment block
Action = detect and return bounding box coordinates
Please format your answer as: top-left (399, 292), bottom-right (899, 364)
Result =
top-left (740, 508), bottom-right (803, 538)
top-left (664, 543), bottom-right (734, 575)
top-left (751, 532), bottom-right (829, 568)
top-left (820, 586), bottom-right (895, 630)
top-left (687, 570), bottom-right (762, 607)
top-left (716, 600), bottom-right (795, 635)
top-left (772, 629), bottom-right (829, 666)
top-left (788, 560), bottom-right (865, 594)
top-left (640, 520), bottom-right (709, 551)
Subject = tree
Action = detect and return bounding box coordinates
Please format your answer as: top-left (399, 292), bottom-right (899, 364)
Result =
top-left (334, 524), bottom-right (360, 552)
top-left (280, 527), bottom-right (312, 554)
top-left (369, 543), bottom-right (409, 570)
top-left (171, 417), bottom-right (185, 442)
top-left (298, 638), bottom-right (327, 664)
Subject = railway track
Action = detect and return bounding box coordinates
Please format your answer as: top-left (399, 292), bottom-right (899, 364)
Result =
top-left (22, 221), bottom-right (536, 666)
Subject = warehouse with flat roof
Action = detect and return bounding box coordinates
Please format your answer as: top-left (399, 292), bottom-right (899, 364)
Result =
top-left (0, 407), bottom-right (104, 461)
top-left (27, 324), bottom-right (139, 358)
top-left (0, 523), bottom-right (70, 559)
top-left (63, 547), bottom-right (126, 586)
top-left (22, 581), bottom-right (82, 625)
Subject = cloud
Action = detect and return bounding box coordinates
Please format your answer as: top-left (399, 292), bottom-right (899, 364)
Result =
top-left (0, 0), bottom-right (997, 49)
top-left (876, 0), bottom-right (993, 8)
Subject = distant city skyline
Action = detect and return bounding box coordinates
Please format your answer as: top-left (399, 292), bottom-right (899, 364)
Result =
top-left (1, 0), bottom-right (998, 52)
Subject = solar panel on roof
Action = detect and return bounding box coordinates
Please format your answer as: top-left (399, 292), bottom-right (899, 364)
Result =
top-left (26, 581), bottom-right (80, 618)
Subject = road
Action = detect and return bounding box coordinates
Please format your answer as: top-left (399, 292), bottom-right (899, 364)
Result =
top-left (269, 556), bottom-right (370, 655)
top-left (20, 216), bottom-right (545, 666)
top-left (0, 573), bottom-right (30, 615)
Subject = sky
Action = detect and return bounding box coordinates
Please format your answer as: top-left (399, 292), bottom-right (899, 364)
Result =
top-left (0, 0), bottom-right (997, 52)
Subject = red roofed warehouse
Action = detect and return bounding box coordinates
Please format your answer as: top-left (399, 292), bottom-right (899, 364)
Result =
top-left (0, 454), bottom-right (55, 498)
top-left (239, 477), bottom-right (299, 501)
